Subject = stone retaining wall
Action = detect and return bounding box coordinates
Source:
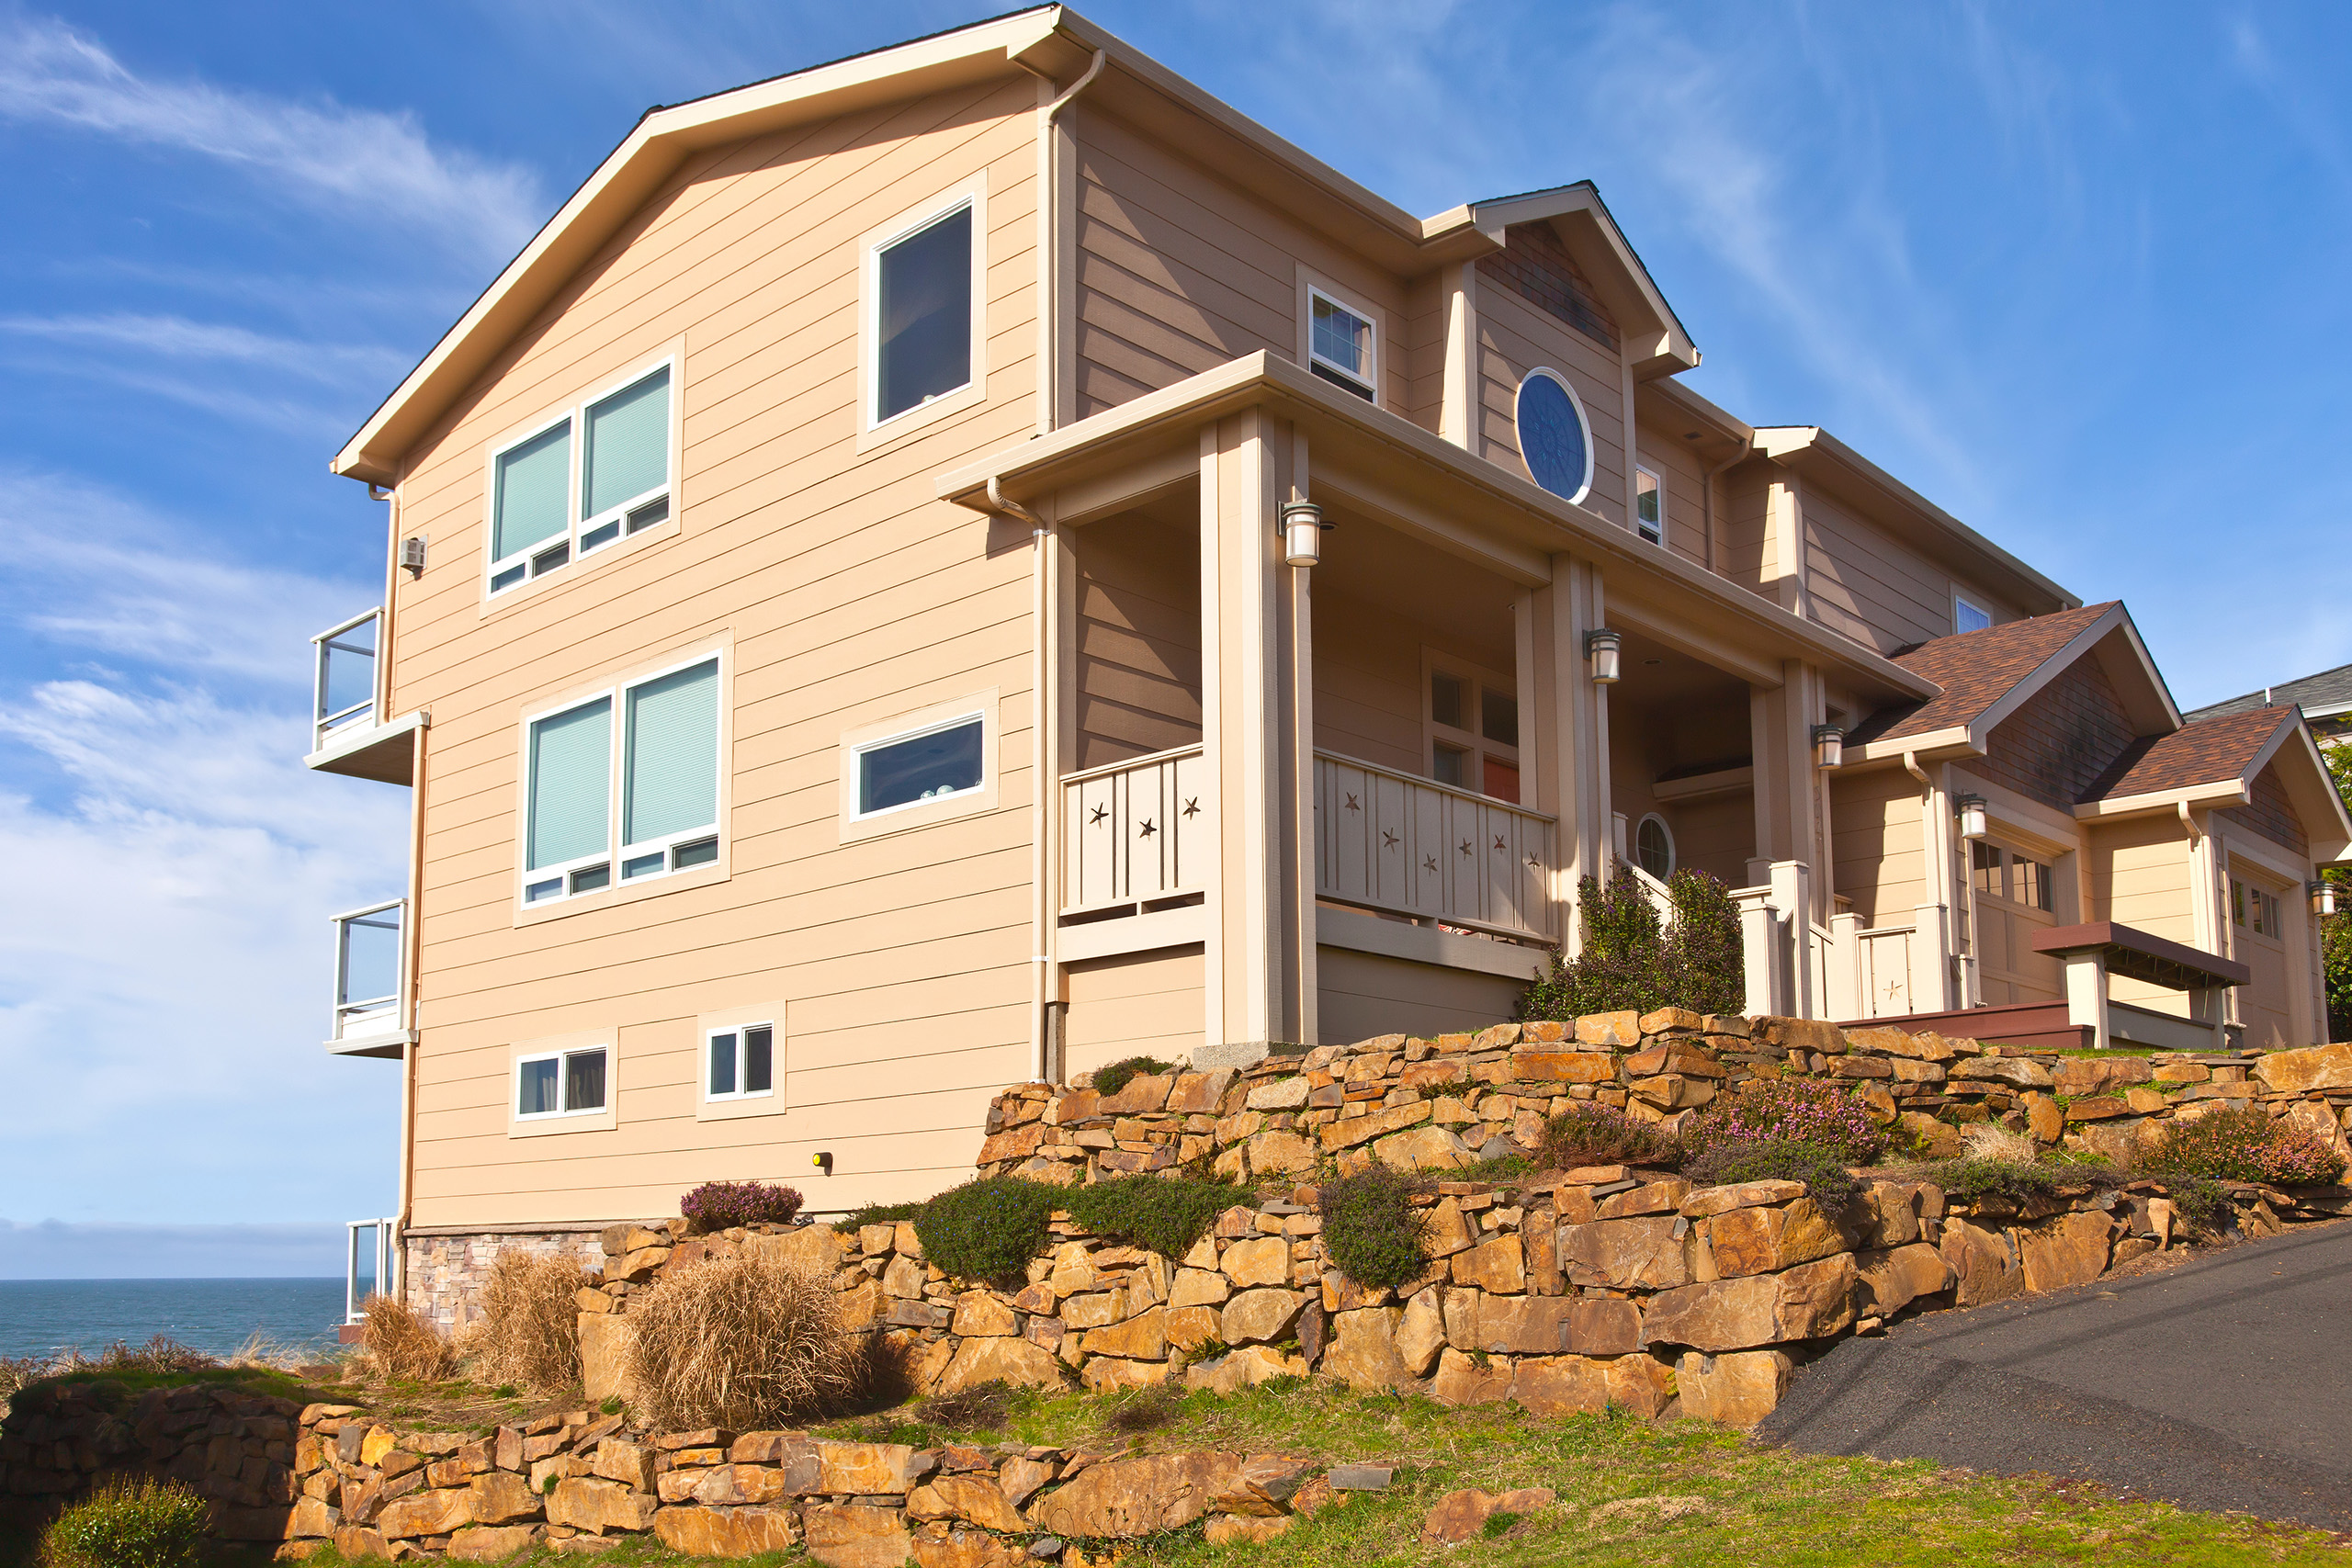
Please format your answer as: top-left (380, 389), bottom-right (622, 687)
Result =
top-left (0, 1382), bottom-right (307, 1544)
top-left (405, 1227), bottom-right (616, 1335)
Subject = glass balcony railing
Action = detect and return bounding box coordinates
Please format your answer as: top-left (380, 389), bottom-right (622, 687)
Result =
top-left (311, 607), bottom-right (382, 752)
top-left (329, 897), bottom-right (407, 1051)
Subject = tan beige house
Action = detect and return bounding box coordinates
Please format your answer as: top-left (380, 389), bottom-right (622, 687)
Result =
top-left (300, 7), bottom-right (2351, 1306)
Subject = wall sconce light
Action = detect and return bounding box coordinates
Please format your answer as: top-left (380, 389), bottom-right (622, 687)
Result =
top-left (1281, 501), bottom-right (1329, 567)
top-left (400, 536), bottom-right (427, 577)
top-left (811, 1151), bottom-right (833, 1176)
top-left (1812, 724), bottom-right (1845, 769)
top-left (1585, 628), bottom-right (1622, 684)
top-left (2312, 880), bottom-right (2340, 918)
top-left (1955, 794), bottom-right (1988, 840)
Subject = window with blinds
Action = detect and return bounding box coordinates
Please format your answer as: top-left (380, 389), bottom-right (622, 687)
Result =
top-left (523, 653), bottom-right (722, 906)
top-left (488, 358), bottom-right (674, 596)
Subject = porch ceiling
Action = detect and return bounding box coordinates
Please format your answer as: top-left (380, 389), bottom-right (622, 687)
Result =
top-left (936, 352), bottom-right (1939, 709)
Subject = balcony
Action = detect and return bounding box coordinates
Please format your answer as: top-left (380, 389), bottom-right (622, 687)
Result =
top-left (1057, 746), bottom-right (1208, 961)
top-left (305, 607), bottom-right (424, 784)
top-left (328, 897), bottom-right (411, 1057)
top-left (1314, 751), bottom-right (1557, 943)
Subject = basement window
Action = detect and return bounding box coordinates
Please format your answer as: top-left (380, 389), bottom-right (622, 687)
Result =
top-left (706, 1023), bottom-right (775, 1102)
top-left (516, 1045), bottom-right (607, 1119)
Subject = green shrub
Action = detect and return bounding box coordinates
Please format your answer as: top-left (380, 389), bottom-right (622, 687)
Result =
top-left (1666, 868), bottom-right (1747, 1017)
top-left (1090, 1056), bottom-right (1175, 1096)
top-left (2160, 1175), bottom-right (2232, 1235)
top-left (40, 1476), bottom-right (209, 1568)
top-left (1520, 866), bottom-right (1746, 1021)
top-left (1535, 1101), bottom-right (1683, 1170)
top-left (1921, 1155), bottom-right (2126, 1210)
top-left (912, 1178), bottom-right (1059, 1286)
top-left (842, 1201), bottom-right (923, 1232)
top-left (1060, 1175), bottom-right (1235, 1259)
top-left (1682, 1077), bottom-right (1885, 1164)
top-left (1317, 1165), bottom-right (1427, 1291)
top-left (2142, 1103), bottom-right (2348, 1185)
top-left (1684, 1138), bottom-right (1860, 1220)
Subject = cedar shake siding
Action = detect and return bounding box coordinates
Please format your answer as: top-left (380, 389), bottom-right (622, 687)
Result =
top-left (1959, 656), bottom-right (2141, 814)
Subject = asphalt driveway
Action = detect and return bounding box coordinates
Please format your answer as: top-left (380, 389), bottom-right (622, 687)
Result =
top-left (1758, 1221), bottom-right (2352, 1531)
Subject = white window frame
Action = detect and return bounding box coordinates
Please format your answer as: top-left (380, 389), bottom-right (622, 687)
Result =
top-left (1304, 283), bottom-right (1379, 402)
top-left (482, 351), bottom-right (681, 604)
top-left (514, 1044), bottom-right (610, 1121)
top-left (1515, 367), bottom-right (1597, 508)
top-left (860, 180), bottom-right (988, 440)
top-left (1634, 465), bottom-right (1664, 546)
top-left (696, 1001), bottom-right (789, 1122)
top-left (1421, 651), bottom-right (1520, 804)
top-left (838, 689), bottom-right (1001, 844)
top-left (703, 1021), bottom-right (777, 1104)
top-left (517, 644), bottom-right (729, 912)
top-left (1953, 594), bottom-right (1993, 635)
top-left (1634, 813), bottom-right (1677, 878)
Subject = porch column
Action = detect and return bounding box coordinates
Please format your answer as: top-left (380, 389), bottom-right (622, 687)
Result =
top-left (1750, 660), bottom-right (1826, 1014)
top-left (1198, 412), bottom-right (1309, 1055)
top-left (1525, 557), bottom-right (1608, 953)
top-left (2060, 950), bottom-right (2112, 1051)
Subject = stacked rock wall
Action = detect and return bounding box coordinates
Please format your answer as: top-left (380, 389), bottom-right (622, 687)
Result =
top-left (0, 1381), bottom-right (306, 1543)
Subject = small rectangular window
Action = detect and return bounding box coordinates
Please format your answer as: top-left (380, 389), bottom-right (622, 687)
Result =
top-left (517, 1046), bottom-right (607, 1118)
top-left (1430, 671), bottom-right (1464, 730)
top-left (875, 202), bottom-right (975, 425)
top-left (1307, 288), bottom-right (1375, 401)
top-left (2015, 855), bottom-right (2053, 912)
top-left (854, 716), bottom-right (984, 818)
top-left (1480, 688), bottom-right (1518, 747)
top-left (1972, 840), bottom-right (2005, 899)
top-left (1634, 467), bottom-right (1663, 544)
top-left (706, 1023), bottom-right (775, 1102)
top-left (1432, 742), bottom-right (1469, 788)
top-left (1954, 596), bottom-right (1993, 635)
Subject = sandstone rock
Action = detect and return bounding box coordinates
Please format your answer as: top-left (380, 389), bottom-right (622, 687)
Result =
top-left (1576, 1011), bottom-right (1645, 1047)
top-left (332, 1528), bottom-right (390, 1561)
top-left (2018, 1210), bottom-right (2113, 1293)
top-left (546, 1478), bottom-right (657, 1536)
top-left (998, 1458), bottom-right (1054, 1508)
top-left (447, 1524), bottom-right (541, 1562)
top-left (1644, 1254), bottom-right (1854, 1350)
top-left (1167, 1068), bottom-right (1235, 1114)
top-left (2023, 1092), bottom-right (2064, 1144)
top-left (1248, 1076), bottom-right (1311, 1111)
top-left (1319, 1307), bottom-right (1410, 1392)
top-left (1204, 1513), bottom-right (1294, 1545)
top-left (1853, 1243), bottom-right (1953, 1316)
top-left (1423, 1199), bottom-right (1475, 1258)
top-left (1220, 1288), bottom-right (1305, 1345)
top-left (1183, 1346), bottom-right (1307, 1393)
top-left (1939, 1218), bottom-right (2023, 1307)
top-left (1559, 1215), bottom-right (1689, 1290)
top-left (1677, 1348), bottom-right (1793, 1427)
top-left (1164, 1304), bottom-right (1222, 1352)
top-left (1428, 1348), bottom-right (1514, 1405)
top-left (1028, 1452), bottom-right (1248, 1538)
top-left (577, 1313), bottom-right (637, 1406)
top-left (1319, 1102), bottom-right (1430, 1150)
top-left (378, 1487), bottom-right (475, 1540)
top-left (1221, 1236), bottom-right (1292, 1287)
top-left (952, 1292), bottom-right (1019, 1337)
top-left (2053, 1055), bottom-right (2152, 1096)
top-left (588, 1438), bottom-right (654, 1494)
top-left (884, 1255), bottom-right (928, 1299)
top-left (1170, 1268), bottom-right (1230, 1308)
top-left (653, 1505), bottom-right (798, 1555)
top-left (937, 1335), bottom-right (1067, 1393)
top-left (802, 1504), bottom-right (914, 1568)
top-left (816, 1441), bottom-right (921, 1495)
top-left (1511, 1051), bottom-right (1618, 1083)
top-left (1082, 1305), bottom-right (1166, 1360)
top-left (1450, 1235), bottom-right (1524, 1293)
top-left (1061, 1291), bottom-right (1123, 1329)
top-left (1679, 1180), bottom-right (1806, 1218)
top-left (2255, 1044), bottom-right (2352, 1093)
top-left (1082, 1357), bottom-right (1170, 1393)
top-left (908, 1476), bottom-right (1026, 1533)
top-left (1396, 1287), bottom-right (1446, 1376)
top-left (1246, 1131), bottom-right (1318, 1176)
top-left (1375, 1124), bottom-right (1472, 1172)
top-left (285, 1497), bottom-right (338, 1539)
top-left (1704, 1198), bottom-right (1846, 1278)
top-left (1843, 1026), bottom-right (1957, 1062)
top-left (1899, 1111), bottom-right (1962, 1158)
top-left (468, 1472), bottom-right (541, 1527)
top-left (1420, 1486), bottom-right (1555, 1544)
top-left (1951, 1056), bottom-right (2054, 1089)
top-left (2066, 1096), bottom-right (2130, 1122)
top-left (1852, 1182), bottom-right (1924, 1249)
top-left (1456, 1292), bottom-right (1642, 1356)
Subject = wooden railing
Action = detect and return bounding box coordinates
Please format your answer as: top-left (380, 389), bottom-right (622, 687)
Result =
top-left (1314, 750), bottom-right (1557, 942)
top-left (1061, 745), bottom-right (1206, 915)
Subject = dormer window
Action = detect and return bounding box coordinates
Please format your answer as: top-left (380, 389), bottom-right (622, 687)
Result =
top-left (1954, 595), bottom-right (1992, 635)
top-left (1307, 288), bottom-right (1375, 401)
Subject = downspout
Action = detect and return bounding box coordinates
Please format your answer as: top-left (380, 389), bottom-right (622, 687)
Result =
top-left (1034, 50), bottom-right (1104, 437)
top-left (1699, 438), bottom-right (1749, 575)
top-left (995, 478), bottom-right (1056, 1085)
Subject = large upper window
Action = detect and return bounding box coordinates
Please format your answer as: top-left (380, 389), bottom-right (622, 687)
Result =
top-left (870, 196), bottom-right (977, 427)
top-left (1515, 369), bottom-right (1592, 505)
top-left (489, 362), bottom-right (673, 596)
top-left (1307, 288), bottom-right (1375, 401)
top-left (1634, 466), bottom-right (1664, 545)
top-left (524, 655), bottom-right (721, 905)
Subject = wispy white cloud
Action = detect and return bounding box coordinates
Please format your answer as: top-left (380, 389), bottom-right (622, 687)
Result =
top-left (0, 14), bottom-right (544, 264)
top-left (0, 313), bottom-right (409, 384)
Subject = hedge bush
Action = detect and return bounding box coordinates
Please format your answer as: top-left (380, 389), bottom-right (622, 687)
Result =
top-left (2142, 1103), bottom-right (2347, 1185)
top-left (1060, 1175), bottom-right (1235, 1259)
top-left (1535, 1101), bottom-right (1683, 1170)
top-left (1317, 1165), bottom-right (1427, 1291)
top-left (1682, 1077), bottom-right (1885, 1164)
top-left (1520, 865), bottom-right (1745, 1021)
top-left (1090, 1056), bottom-right (1175, 1096)
top-left (681, 1179), bottom-right (805, 1231)
top-left (40, 1477), bottom-right (209, 1568)
top-left (913, 1177), bottom-right (1059, 1286)
top-left (1684, 1138), bottom-right (1860, 1220)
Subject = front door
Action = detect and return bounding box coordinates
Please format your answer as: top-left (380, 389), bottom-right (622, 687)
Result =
top-left (1972, 839), bottom-right (2062, 1005)
top-left (2231, 872), bottom-right (2294, 1049)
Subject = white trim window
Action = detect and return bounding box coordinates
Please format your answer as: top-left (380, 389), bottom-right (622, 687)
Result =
top-left (1634, 465), bottom-right (1664, 545)
top-left (1515, 367), bottom-right (1595, 506)
top-left (1634, 813), bottom-right (1676, 879)
top-left (706, 1021), bottom-right (775, 1102)
top-left (851, 711), bottom-right (986, 822)
top-left (488, 358), bottom-right (676, 596)
top-left (515, 1044), bottom-right (608, 1119)
top-left (865, 188), bottom-right (984, 431)
top-left (1953, 594), bottom-right (1993, 635)
top-left (524, 653), bottom-right (722, 905)
top-left (1306, 286), bottom-right (1377, 402)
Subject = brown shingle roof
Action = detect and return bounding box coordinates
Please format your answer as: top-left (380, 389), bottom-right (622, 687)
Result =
top-left (1847, 603), bottom-right (2118, 745)
top-left (2078, 706), bottom-right (2293, 803)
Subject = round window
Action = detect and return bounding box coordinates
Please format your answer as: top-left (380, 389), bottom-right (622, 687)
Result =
top-left (1515, 369), bottom-right (1592, 504)
top-left (1634, 814), bottom-right (1675, 879)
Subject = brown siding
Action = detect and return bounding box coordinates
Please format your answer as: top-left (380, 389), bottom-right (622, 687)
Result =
top-left (1071, 510), bottom-right (1201, 770)
top-left (1632, 415), bottom-right (1712, 570)
top-left (1802, 483), bottom-right (1969, 654)
top-left (1476, 222), bottom-right (1617, 353)
top-left (1064, 948), bottom-right (1204, 1079)
top-left (1962, 657), bottom-right (2141, 813)
top-left (1475, 285), bottom-right (1627, 529)
top-left (1317, 945), bottom-right (1525, 1044)
top-left (2220, 761), bottom-right (2310, 857)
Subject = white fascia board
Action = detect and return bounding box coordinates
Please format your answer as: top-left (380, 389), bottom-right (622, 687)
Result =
top-left (2073, 781), bottom-right (2248, 819)
top-left (1849, 728), bottom-right (1975, 765)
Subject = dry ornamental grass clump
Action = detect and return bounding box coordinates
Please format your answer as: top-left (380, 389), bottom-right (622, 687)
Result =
top-left (358, 1293), bottom-right (454, 1383)
top-left (461, 1251), bottom-right (591, 1392)
top-left (627, 1252), bottom-right (855, 1431)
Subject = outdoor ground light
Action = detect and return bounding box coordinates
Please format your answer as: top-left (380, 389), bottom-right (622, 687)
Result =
top-left (2312, 881), bottom-right (2340, 918)
top-left (1813, 724), bottom-right (1845, 769)
top-left (1585, 628), bottom-right (1623, 683)
top-left (1281, 500), bottom-right (1329, 566)
top-left (1955, 793), bottom-right (1988, 840)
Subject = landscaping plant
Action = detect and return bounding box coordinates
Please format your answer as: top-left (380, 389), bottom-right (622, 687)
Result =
top-left (2141, 1102), bottom-right (2347, 1185)
top-left (39, 1476), bottom-right (209, 1568)
top-left (1317, 1164), bottom-right (1428, 1291)
top-left (1682, 1137), bottom-right (1860, 1219)
top-left (627, 1252), bottom-right (854, 1430)
top-left (1681, 1077), bottom-right (1885, 1163)
top-left (1089, 1055), bottom-right (1176, 1096)
top-left (1520, 866), bottom-right (1745, 1021)
top-left (356, 1292), bottom-right (453, 1383)
top-left (1534, 1100), bottom-right (1683, 1170)
top-left (913, 1176), bottom-right (1059, 1285)
top-left (1060, 1174), bottom-right (1237, 1259)
top-left (461, 1249), bottom-right (589, 1393)
top-left (680, 1179), bottom-right (805, 1231)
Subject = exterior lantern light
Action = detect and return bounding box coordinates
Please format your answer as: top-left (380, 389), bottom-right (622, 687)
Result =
top-left (1585, 628), bottom-right (1623, 684)
top-left (1812, 724), bottom-right (1845, 769)
top-left (1281, 501), bottom-right (1328, 567)
top-left (2312, 880), bottom-right (2340, 919)
top-left (1955, 793), bottom-right (1988, 840)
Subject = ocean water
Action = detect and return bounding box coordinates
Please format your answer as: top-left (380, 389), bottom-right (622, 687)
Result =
top-left (0, 1279), bottom-right (349, 1363)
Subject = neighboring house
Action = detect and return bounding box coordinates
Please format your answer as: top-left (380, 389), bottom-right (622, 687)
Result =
top-left (299, 7), bottom-right (2351, 1311)
top-left (2190, 664), bottom-right (2352, 745)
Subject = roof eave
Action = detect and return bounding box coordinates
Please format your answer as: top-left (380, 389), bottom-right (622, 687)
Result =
top-left (1453, 184), bottom-right (1701, 378)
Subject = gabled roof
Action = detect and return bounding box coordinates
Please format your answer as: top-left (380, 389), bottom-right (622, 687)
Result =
top-left (2080, 706), bottom-right (2297, 802)
top-left (2188, 661), bottom-right (2352, 723)
top-left (330, 6), bottom-right (1698, 485)
top-left (1845, 602), bottom-right (2174, 758)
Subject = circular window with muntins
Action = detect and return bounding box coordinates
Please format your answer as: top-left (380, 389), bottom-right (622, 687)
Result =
top-left (1516, 368), bottom-right (1593, 504)
top-left (1635, 814), bottom-right (1675, 879)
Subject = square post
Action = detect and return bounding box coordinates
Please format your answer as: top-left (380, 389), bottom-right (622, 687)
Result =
top-left (2061, 950), bottom-right (2112, 1051)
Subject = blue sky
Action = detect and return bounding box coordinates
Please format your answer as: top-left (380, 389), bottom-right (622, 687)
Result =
top-left (2, 1), bottom-right (2347, 1277)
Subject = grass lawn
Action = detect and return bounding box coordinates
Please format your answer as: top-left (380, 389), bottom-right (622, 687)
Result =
top-left (222, 1381), bottom-right (2346, 1568)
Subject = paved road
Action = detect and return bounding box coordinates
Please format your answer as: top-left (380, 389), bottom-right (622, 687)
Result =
top-left (1758, 1222), bottom-right (2352, 1531)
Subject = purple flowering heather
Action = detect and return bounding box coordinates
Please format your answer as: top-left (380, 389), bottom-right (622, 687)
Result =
top-left (1682, 1078), bottom-right (1884, 1164)
top-left (680, 1179), bottom-right (805, 1231)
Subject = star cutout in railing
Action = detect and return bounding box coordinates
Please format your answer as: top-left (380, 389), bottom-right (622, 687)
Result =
top-left (1089, 805), bottom-right (1108, 826)
top-left (1423, 854), bottom-right (1439, 873)
top-left (1137, 818), bottom-right (1156, 838)
top-left (1182, 797), bottom-right (1200, 818)
top-left (1382, 830), bottom-right (1399, 851)
top-left (1492, 834), bottom-right (1506, 852)
top-left (1458, 839), bottom-right (1473, 857)
top-left (1344, 792), bottom-right (1361, 813)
